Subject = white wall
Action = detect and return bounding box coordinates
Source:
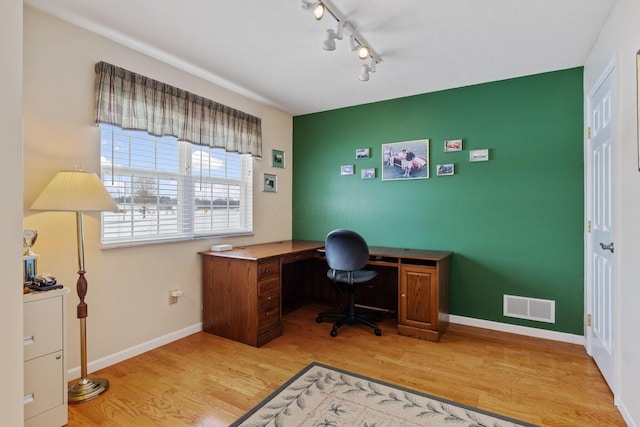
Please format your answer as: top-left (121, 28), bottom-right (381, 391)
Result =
top-left (22, 6), bottom-right (294, 376)
top-left (0, 0), bottom-right (24, 423)
top-left (584, 0), bottom-right (640, 424)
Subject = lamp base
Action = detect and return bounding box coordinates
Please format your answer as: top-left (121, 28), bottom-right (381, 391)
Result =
top-left (68, 377), bottom-right (109, 403)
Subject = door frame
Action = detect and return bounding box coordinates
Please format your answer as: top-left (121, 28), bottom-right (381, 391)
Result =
top-left (584, 55), bottom-right (619, 397)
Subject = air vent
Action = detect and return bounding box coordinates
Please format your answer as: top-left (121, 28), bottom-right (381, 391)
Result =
top-left (503, 295), bottom-right (555, 323)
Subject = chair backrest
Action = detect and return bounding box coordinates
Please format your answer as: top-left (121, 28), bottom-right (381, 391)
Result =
top-left (325, 229), bottom-right (370, 272)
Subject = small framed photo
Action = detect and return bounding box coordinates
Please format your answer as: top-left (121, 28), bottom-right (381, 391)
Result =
top-left (272, 149), bottom-right (285, 168)
top-left (23, 257), bottom-right (37, 284)
top-left (444, 139), bottom-right (463, 152)
top-left (356, 148), bottom-right (370, 159)
top-left (263, 173), bottom-right (277, 192)
top-left (469, 149), bottom-right (490, 162)
top-left (437, 164), bottom-right (455, 176)
top-left (341, 165), bottom-right (355, 175)
top-left (361, 168), bottom-right (376, 179)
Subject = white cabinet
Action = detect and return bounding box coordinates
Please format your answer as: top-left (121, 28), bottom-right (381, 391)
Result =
top-left (23, 288), bottom-right (69, 427)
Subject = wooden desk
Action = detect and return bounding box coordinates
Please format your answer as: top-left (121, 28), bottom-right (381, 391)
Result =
top-left (199, 240), bottom-right (452, 347)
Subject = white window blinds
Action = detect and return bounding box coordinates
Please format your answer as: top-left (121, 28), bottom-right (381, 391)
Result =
top-left (100, 125), bottom-right (252, 246)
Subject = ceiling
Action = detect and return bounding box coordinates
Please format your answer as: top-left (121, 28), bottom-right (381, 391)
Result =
top-left (24, 0), bottom-right (616, 116)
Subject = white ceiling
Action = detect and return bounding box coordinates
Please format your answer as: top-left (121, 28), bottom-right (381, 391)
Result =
top-left (24, 0), bottom-right (616, 116)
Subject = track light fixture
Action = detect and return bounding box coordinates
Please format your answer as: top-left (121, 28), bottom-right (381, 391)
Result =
top-left (313, 2), bottom-right (325, 20)
top-left (302, 1), bottom-right (326, 20)
top-left (359, 59), bottom-right (376, 82)
top-left (357, 45), bottom-right (371, 60)
top-left (301, 0), bottom-right (382, 81)
top-left (323, 21), bottom-right (344, 51)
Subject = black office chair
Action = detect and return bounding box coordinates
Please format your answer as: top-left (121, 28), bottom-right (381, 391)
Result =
top-left (316, 229), bottom-right (382, 337)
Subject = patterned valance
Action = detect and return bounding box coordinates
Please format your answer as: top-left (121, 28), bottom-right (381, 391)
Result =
top-left (94, 61), bottom-right (262, 158)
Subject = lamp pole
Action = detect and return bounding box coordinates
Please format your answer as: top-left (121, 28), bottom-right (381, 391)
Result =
top-left (67, 211), bottom-right (109, 403)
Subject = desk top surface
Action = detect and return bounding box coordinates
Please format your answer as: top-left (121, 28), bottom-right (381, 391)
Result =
top-left (199, 240), bottom-right (452, 261)
top-left (199, 240), bottom-right (324, 261)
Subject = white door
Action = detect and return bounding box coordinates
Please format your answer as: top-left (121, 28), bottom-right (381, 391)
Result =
top-left (587, 65), bottom-right (616, 392)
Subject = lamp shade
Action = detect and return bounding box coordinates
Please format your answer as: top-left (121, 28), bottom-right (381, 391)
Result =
top-left (31, 170), bottom-right (118, 212)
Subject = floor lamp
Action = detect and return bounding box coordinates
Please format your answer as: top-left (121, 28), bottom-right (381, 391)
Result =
top-left (31, 169), bottom-right (118, 403)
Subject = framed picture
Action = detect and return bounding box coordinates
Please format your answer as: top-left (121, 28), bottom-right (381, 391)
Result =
top-left (469, 149), bottom-right (489, 162)
top-left (272, 149), bottom-right (285, 168)
top-left (341, 165), bottom-right (354, 175)
top-left (437, 164), bottom-right (455, 176)
top-left (356, 148), bottom-right (370, 159)
top-left (382, 139), bottom-right (429, 181)
top-left (444, 139), bottom-right (463, 152)
top-left (263, 173), bottom-right (277, 192)
top-left (23, 257), bottom-right (37, 283)
top-left (361, 168), bottom-right (376, 179)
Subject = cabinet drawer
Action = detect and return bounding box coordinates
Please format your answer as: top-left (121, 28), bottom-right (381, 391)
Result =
top-left (258, 258), bottom-right (280, 280)
top-left (281, 250), bottom-right (315, 264)
top-left (258, 292), bottom-right (280, 333)
top-left (24, 351), bottom-right (64, 420)
top-left (258, 277), bottom-right (280, 296)
top-left (24, 296), bottom-right (63, 361)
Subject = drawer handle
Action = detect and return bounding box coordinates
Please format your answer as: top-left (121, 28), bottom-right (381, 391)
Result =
top-left (23, 335), bottom-right (34, 346)
top-left (401, 294), bottom-right (406, 298)
top-left (23, 393), bottom-right (34, 405)
top-left (56, 354), bottom-right (62, 360)
top-left (264, 285), bottom-right (270, 291)
top-left (267, 296), bottom-right (272, 301)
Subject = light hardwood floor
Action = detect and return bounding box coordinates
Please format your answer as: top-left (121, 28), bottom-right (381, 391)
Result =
top-left (68, 304), bottom-right (625, 426)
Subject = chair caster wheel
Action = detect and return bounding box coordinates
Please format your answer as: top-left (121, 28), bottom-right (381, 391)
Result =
top-left (316, 316), bottom-right (323, 323)
top-left (374, 329), bottom-right (382, 336)
top-left (330, 329), bottom-right (338, 337)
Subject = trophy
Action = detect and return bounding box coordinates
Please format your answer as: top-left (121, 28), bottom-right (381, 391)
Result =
top-left (23, 229), bottom-right (38, 256)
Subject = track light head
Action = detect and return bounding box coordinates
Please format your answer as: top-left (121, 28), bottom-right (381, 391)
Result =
top-left (301, 1), bottom-right (326, 20)
top-left (323, 21), bottom-right (344, 51)
top-left (359, 60), bottom-right (377, 82)
top-left (357, 45), bottom-right (371, 60)
top-left (313, 2), bottom-right (325, 20)
top-left (323, 29), bottom-right (337, 51)
top-left (359, 64), bottom-right (370, 82)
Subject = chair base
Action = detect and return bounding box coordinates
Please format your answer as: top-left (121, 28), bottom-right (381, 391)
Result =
top-left (316, 309), bottom-right (382, 337)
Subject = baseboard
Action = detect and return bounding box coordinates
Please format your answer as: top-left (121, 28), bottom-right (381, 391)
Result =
top-left (616, 396), bottom-right (639, 427)
top-left (449, 315), bottom-right (585, 345)
top-left (67, 322), bottom-right (203, 380)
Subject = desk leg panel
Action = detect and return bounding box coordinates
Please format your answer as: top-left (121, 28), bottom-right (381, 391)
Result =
top-left (202, 256), bottom-right (259, 346)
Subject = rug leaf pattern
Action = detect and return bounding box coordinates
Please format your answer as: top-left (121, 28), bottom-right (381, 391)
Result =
top-left (232, 363), bottom-right (536, 427)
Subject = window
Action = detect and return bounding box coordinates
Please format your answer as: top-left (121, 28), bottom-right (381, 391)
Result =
top-left (100, 125), bottom-right (253, 246)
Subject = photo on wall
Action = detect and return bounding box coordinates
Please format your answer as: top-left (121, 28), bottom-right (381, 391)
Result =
top-left (263, 173), bottom-right (277, 192)
top-left (444, 139), bottom-right (462, 152)
top-left (356, 148), bottom-right (370, 159)
top-left (437, 163), bottom-right (455, 176)
top-left (272, 149), bottom-right (285, 168)
top-left (381, 139), bottom-right (429, 181)
top-left (341, 165), bottom-right (355, 175)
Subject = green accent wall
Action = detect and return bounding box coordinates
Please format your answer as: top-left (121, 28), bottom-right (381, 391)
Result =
top-left (292, 68), bottom-right (584, 335)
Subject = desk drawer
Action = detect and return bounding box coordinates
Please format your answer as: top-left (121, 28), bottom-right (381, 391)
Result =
top-left (259, 277), bottom-right (280, 296)
top-left (281, 250), bottom-right (316, 264)
top-left (258, 292), bottom-right (280, 333)
top-left (258, 258), bottom-right (280, 280)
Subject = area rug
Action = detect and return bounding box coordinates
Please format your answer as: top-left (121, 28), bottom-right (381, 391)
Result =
top-left (230, 362), bottom-right (537, 427)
